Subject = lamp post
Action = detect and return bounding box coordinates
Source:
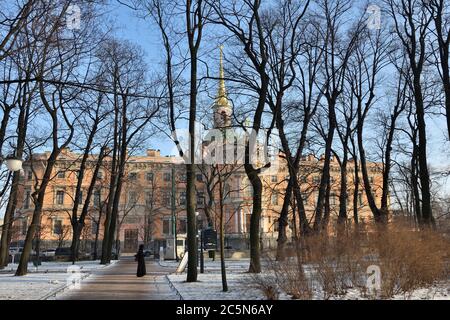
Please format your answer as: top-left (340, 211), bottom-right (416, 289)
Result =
top-left (0, 155), bottom-right (23, 172)
top-left (195, 211), bottom-right (204, 273)
top-left (0, 139), bottom-right (24, 267)
top-left (0, 135), bottom-right (24, 172)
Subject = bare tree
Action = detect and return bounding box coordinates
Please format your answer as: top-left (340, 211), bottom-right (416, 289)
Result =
top-left (15, 0), bottom-right (97, 276)
top-left (311, 0), bottom-right (364, 231)
top-left (99, 39), bottom-right (160, 264)
top-left (348, 26), bottom-right (391, 223)
top-left (425, 0), bottom-right (450, 141)
top-left (208, 0), bottom-right (273, 274)
top-left (385, 0), bottom-right (434, 226)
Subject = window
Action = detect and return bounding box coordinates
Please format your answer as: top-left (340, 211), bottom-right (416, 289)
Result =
top-left (179, 191), bottom-right (186, 206)
top-left (196, 174), bottom-right (203, 182)
top-left (271, 192), bottom-right (278, 205)
top-left (21, 219), bottom-right (28, 236)
top-left (93, 190), bottom-right (101, 207)
top-left (178, 219), bottom-right (187, 234)
top-left (129, 191), bottom-right (138, 205)
top-left (271, 175), bottom-right (278, 183)
top-left (23, 190), bottom-right (31, 209)
top-left (53, 220), bottom-right (62, 235)
top-left (330, 193), bottom-right (337, 206)
top-left (27, 170), bottom-right (33, 180)
top-left (179, 174), bottom-right (187, 182)
top-left (97, 171), bottom-right (103, 179)
top-left (358, 193), bottom-right (363, 206)
top-left (245, 185), bottom-right (253, 197)
top-left (246, 214), bottom-right (252, 233)
top-left (163, 218), bottom-right (171, 235)
top-left (162, 193), bottom-right (171, 207)
top-left (313, 175), bottom-right (320, 184)
top-left (301, 192), bottom-right (308, 203)
top-left (128, 172), bottom-right (138, 181)
top-left (57, 171), bottom-right (65, 179)
top-left (56, 191), bottom-right (64, 205)
top-left (91, 220), bottom-right (98, 235)
top-left (146, 192), bottom-right (153, 206)
top-left (146, 172), bottom-right (154, 182)
top-left (163, 172), bottom-right (171, 182)
top-left (197, 192), bottom-right (205, 205)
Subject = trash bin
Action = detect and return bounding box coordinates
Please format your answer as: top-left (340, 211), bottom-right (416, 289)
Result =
top-left (208, 250), bottom-right (215, 259)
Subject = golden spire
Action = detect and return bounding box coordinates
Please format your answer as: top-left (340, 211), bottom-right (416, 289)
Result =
top-left (216, 45), bottom-right (229, 107)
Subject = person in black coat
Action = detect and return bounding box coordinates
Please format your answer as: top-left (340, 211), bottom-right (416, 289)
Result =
top-left (135, 244), bottom-right (146, 277)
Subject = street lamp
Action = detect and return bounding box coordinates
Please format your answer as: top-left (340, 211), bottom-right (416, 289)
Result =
top-left (0, 136), bottom-right (24, 172)
top-left (1, 155), bottom-right (23, 172)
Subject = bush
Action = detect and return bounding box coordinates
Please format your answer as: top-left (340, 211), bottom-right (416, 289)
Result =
top-left (254, 222), bottom-right (450, 300)
top-left (368, 225), bottom-right (449, 298)
top-left (250, 272), bottom-right (280, 300)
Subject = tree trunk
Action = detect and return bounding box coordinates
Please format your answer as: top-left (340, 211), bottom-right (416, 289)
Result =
top-left (16, 152), bottom-right (58, 276)
top-left (246, 164), bottom-right (262, 273)
top-left (276, 176), bottom-right (293, 261)
top-left (313, 102), bottom-right (336, 231)
top-left (93, 204), bottom-right (103, 261)
top-left (70, 145), bottom-right (104, 263)
top-left (412, 74), bottom-right (433, 225)
top-left (0, 92), bottom-right (29, 268)
top-left (352, 155), bottom-right (359, 225)
top-left (217, 167), bottom-right (228, 292)
top-left (357, 113), bottom-right (386, 223)
top-left (338, 155), bottom-right (348, 226)
top-left (101, 85), bottom-right (119, 264)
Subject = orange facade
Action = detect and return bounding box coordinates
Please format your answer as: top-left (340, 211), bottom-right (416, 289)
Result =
top-left (13, 147), bottom-right (383, 253)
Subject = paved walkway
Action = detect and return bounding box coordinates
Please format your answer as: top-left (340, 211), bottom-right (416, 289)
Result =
top-left (56, 257), bottom-right (179, 300)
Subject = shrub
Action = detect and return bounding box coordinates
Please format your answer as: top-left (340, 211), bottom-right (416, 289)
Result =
top-left (252, 222), bottom-right (450, 300)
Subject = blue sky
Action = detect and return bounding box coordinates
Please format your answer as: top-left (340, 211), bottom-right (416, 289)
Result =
top-left (107, 2), bottom-right (176, 156)
top-left (108, 2), bottom-right (450, 186)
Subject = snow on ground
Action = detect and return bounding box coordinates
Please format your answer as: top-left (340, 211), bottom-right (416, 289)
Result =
top-left (164, 259), bottom-right (450, 300)
top-left (341, 285), bottom-right (450, 300)
top-left (165, 259), bottom-right (290, 300)
top-left (0, 260), bottom-right (117, 300)
top-left (1, 260), bottom-right (117, 273)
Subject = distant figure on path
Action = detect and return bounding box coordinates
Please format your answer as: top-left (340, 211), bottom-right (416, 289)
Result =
top-left (135, 244), bottom-right (146, 277)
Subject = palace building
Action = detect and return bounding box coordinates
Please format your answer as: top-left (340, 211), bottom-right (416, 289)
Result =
top-left (12, 49), bottom-right (384, 256)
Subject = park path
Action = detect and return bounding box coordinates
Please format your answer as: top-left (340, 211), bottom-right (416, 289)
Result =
top-left (56, 257), bottom-right (179, 300)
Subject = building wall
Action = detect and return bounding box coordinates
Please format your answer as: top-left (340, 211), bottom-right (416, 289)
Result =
top-left (13, 148), bottom-right (383, 252)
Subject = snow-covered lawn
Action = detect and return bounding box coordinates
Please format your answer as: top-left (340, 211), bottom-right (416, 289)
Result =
top-left (164, 259), bottom-right (450, 300)
top-left (0, 260), bottom-right (117, 300)
top-left (166, 259), bottom-right (289, 300)
top-left (342, 285), bottom-right (450, 300)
